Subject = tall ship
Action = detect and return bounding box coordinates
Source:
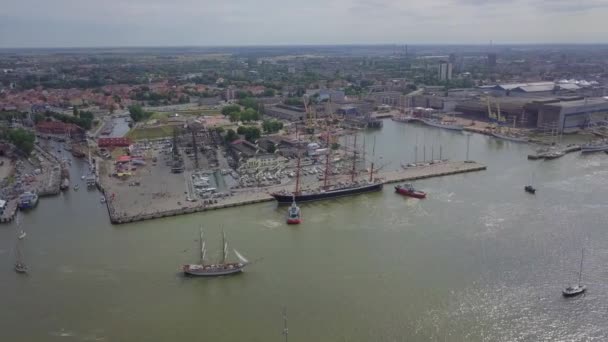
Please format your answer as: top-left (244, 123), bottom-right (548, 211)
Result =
top-left (419, 117), bottom-right (464, 131)
top-left (271, 134), bottom-right (383, 204)
top-left (491, 130), bottom-right (529, 143)
top-left (182, 229), bottom-right (249, 277)
top-left (581, 140), bottom-right (608, 153)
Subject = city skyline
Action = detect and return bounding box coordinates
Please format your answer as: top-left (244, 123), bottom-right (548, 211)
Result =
top-left (2, 0), bottom-right (608, 48)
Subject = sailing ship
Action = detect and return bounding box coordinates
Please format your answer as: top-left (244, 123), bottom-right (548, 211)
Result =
top-left (395, 183), bottom-right (427, 199)
top-left (524, 185), bottom-right (536, 194)
top-left (491, 117), bottom-right (529, 143)
top-left (419, 117), bottom-right (464, 131)
top-left (563, 248), bottom-right (586, 297)
top-left (286, 196), bottom-right (302, 224)
top-left (492, 130), bottom-right (529, 143)
top-left (581, 139), bottom-right (608, 153)
top-left (271, 133), bottom-right (383, 204)
top-left (14, 218), bottom-right (27, 273)
top-left (182, 229), bottom-right (249, 277)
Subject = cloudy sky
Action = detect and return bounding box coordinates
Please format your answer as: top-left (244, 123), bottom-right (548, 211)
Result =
top-left (1, 0), bottom-right (607, 47)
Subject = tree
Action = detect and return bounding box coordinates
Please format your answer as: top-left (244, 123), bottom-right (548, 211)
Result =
top-left (229, 111), bottom-right (241, 123)
top-left (262, 89), bottom-right (275, 97)
top-left (262, 119), bottom-right (283, 133)
top-left (284, 98), bottom-right (303, 106)
top-left (266, 142), bottom-right (276, 153)
top-left (237, 97), bottom-right (258, 110)
top-left (7, 128), bottom-right (35, 155)
top-left (331, 142), bottom-right (340, 150)
top-left (242, 126), bottom-right (261, 142)
top-left (221, 105), bottom-right (241, 116)
top-left (225, 129), bottom-right (238, 142)
top-left (73, 106), bottom-right (79, 117)
top-left (128, 104), bottom-right (151, 122)
top-left (236, 126), bottom-right (245, 135)
top-left (240, 108), bottom-right (259, 122)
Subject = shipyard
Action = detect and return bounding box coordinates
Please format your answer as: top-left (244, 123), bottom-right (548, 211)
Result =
top-left (2, 42), bottom-right (608, 342)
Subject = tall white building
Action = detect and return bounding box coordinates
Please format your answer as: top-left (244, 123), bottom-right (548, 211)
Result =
top-left (438, 62), bottom-right (453, 81)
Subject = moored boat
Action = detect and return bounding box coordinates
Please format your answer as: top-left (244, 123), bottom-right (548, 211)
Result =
top-left (395, 183), bottom-right (426, 199)
top-left (581, 140), bottom-right (608, 153)
top-left (18, 192), bottom-right (38, 210)
top-left (182, 229), bottom-right (249, 277)
top-left (524, 185), bottom-right (536, 194)
top-left (420, 118), bottom-right (464, 131)
top-left (491, 131), bottom-right (529, 143)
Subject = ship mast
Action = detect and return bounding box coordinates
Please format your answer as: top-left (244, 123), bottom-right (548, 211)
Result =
top-left (351, 134), bottom-right (358, 183)
top-left (199, 227), bottom-right (206, 265)
top-left (282, 307), bottom-right (289, 342)
top-left (323, 123), bottom-right (331, 189)
top-left (294, 151), bottom-right (301, 195)
top-left (369, 136), bottom-right (376, 182)
top-left (221, 230), bottom-right (228, 265)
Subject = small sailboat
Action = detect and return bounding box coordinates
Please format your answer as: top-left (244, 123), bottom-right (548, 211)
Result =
top-left (73, 184), bottom-right (79, 191)
top-left (100, 196), bottom-right (106, 203)
top-left (182, 229), bottom-right (249, 277)
top-left (563, 248), bottom-right (586, 297)
top-left (18, 230), bottom-right (26, 240)
top-left (286, 196), bottom-right (301, 225)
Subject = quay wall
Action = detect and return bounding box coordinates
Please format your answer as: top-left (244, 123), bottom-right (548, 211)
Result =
top-left (104, 161), bottom-right (486, 225)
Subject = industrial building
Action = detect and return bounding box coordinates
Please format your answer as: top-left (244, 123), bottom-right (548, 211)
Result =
top-left (537, 98), bottom-right (608, 132)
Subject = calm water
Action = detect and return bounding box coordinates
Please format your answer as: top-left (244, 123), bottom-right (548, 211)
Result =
top-left (2, 120), bottom-right (608, 341)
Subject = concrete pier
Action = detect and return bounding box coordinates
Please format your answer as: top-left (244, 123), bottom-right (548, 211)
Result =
top-left (102, 160), bottom-right (486, 225)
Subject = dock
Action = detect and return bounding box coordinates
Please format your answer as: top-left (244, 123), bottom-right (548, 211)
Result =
top-left (528, 144), bottom-right (581, 160)
top-left (101, 160), bottom-right (486, 225)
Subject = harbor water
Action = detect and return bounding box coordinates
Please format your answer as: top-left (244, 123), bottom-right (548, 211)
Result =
top-left (2, 120), bottom-right (608, 341)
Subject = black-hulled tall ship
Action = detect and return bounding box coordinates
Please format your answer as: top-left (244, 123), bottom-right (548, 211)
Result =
top-left (182, 229), bottom-right (249, 277)
top-left (271, 134), bottom-right (383, 204)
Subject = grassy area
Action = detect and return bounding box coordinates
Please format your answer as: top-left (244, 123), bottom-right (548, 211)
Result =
top-left (126, 125), bottom-right (175, 140)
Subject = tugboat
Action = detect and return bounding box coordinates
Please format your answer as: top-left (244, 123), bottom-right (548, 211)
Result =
top-left (182, 229), bottom-right (249, 277)
top-left (286, 197), bottom-right (302, 225)
top-left (395, 183), bottom-right (427, 199)
top-left (563, 248), bottom-right (586, 297)
top-left (524, 185), bottom-right (536, 194)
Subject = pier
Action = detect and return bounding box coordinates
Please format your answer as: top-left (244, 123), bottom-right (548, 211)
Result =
top-left (101, 160), bottom-right (486, 225)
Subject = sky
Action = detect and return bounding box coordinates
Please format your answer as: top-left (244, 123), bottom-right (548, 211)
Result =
top-left (1, 0), bottom-right (607, 48)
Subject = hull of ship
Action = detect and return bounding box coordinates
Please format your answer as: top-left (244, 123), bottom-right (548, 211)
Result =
top-left (272, 183), bottom-right (383, 204)
top-left (395, 187), bottom-right (426, 199)
top-left (491, 132), bottom-right (529, 143)
top-left (286, 218), bottom-right (302, 224)
top-left (183, 264), bottom-right (245, 277)
top-left (18, 201), bottom-right (38, 210)
top-left (420, 119), bottom-right (463, 131)
top-left (581, 145), bottom-right (608, 153)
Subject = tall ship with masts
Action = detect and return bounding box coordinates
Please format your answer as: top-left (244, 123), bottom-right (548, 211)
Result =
top-left (271, 133), bottom-right (383, 204)
top-left (182, 229), bottom-right (249, 277)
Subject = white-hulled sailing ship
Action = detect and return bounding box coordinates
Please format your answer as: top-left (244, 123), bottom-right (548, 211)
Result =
top-left (14, 213), bottom-right (27, 273)
top-left (182, 229), bottom-right (249, 277)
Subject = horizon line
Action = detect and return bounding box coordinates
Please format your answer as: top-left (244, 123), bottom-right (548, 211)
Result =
top-left (2, 42), bottom-right (608, 50)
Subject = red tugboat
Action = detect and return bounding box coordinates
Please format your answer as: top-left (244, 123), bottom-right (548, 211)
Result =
top-left (286, 197), bottom-right (302, 225)
top-left (395, 183), bottom-right (426, 199)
